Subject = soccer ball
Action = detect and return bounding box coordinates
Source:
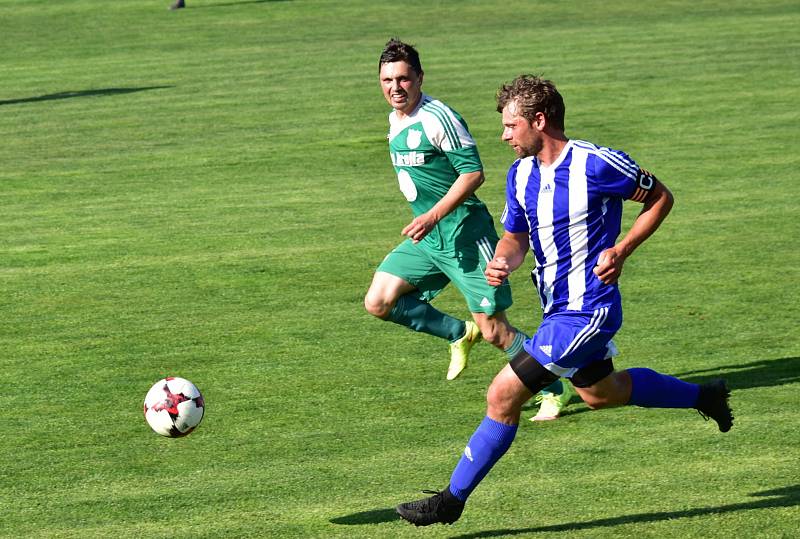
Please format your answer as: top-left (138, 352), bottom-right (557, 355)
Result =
top-left (143, 377), bottom-right (205, 437)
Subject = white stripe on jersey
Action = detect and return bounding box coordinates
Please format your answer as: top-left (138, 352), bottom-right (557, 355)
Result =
top-left (420, 97), bottom-right (475, 152)
top-left (423, 101), bottom-right (461, 149)
top-left (573, 140), bottom-right (637, 180)
top-left (537, 166), bottom-right (558, 313)
top-left (567, 147), bottom-right (589, 310)
top-left (514, 159), bottom-right (534, 230)
top-left (561, 307), bottom-right (608, 358)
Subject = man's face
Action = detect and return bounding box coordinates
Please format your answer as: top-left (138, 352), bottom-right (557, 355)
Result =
top-left (379, 61), bottom-right (423, 116)
top-left (501, 102), bottom-right (542, 158)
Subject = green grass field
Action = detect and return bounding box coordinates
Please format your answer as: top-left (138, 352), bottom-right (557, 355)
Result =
top-left (2, 0), bottom-right (799, 537)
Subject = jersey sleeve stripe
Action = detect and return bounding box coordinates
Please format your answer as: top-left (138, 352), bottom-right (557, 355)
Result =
top-left (573, 140), bottom-right (638, 179)
top-left (594, 150), bottom-right (637, 180)
top-left (598, 148), bottom-right (638, 177)
top-left (427, 105), bottom-right (461, 149)
top-left (423, 102), bottom-right (462, 150)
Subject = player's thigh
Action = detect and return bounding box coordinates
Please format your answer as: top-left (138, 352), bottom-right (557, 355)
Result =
top-left (365, 271), bottom-right (417, 306)
top-left (375, 239), bottom-right (450, 303)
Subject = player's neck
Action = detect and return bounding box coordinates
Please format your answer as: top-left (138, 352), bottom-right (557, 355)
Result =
top-left (536, 134), bottom-right (569, 168)
top-left (393, 95), bottom-right (423, 121)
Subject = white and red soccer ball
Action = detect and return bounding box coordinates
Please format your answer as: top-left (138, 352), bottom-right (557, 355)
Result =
top-left (143, 377), bottom-right (205, 437)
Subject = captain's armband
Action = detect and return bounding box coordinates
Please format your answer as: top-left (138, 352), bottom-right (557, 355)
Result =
top-left (629, 167), bottom-right (658, 203)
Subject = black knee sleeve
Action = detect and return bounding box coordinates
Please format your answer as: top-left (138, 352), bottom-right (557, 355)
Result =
top-left (569, 358), bottom-right (614, 388)
top-left (509, 352), bottom-right (559, 394)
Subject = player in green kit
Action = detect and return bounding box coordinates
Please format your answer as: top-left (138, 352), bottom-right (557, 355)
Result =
top-left (365, 39), bottom-right (571, 414)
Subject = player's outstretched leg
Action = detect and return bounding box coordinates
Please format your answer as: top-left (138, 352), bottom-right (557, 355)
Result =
top-left (624, 368), bottom-right (734, 432)
top-left (447, 320), bottom-right (481, 380)
top-left (397, 360), bottom-right (546, 525)
top-left (530, 379), bottom-right (572, 421)
top-left (396, 487), bottom-right (465, 526)
top-left (695, 379), bottom-right (734, 432)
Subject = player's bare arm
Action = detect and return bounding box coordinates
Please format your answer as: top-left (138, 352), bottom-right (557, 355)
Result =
top-left (402, 170), bottom-right (485, 243)
top-left (594, 178), bottom-right (674, 284)
top-left (485, 231), bottom-right (529, 286)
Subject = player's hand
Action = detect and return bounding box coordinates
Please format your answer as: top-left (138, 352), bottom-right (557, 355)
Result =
top-left (593, 247), bottom-right (626, 284)
top-left (402, 213), bottom-right (436, 243)
top-left (485, 256), bottom-right (510, 287)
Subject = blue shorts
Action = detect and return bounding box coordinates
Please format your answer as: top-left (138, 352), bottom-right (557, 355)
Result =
top-left (524, 306), bottom-right (622, 378)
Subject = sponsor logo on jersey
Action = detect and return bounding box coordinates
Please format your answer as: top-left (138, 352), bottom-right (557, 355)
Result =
top-left (406, 129), bottom-right (422, 149)
top-left (391, 151), bottom-right (426, 167)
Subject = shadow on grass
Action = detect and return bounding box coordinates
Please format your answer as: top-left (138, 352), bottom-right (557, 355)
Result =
top-left (447, 485), bottom-right (800, 538)
top-left (0, 86), bottom-right (173, 106)
top-left (189, 0), bottom-right (290, 8)
top-left (329, 507), bottom-right (398, 525)
top-left (674, 356), bottom-right (800, 390)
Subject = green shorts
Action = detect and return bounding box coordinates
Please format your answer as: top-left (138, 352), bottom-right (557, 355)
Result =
top-left (377, 234), bottom-right (513, 315)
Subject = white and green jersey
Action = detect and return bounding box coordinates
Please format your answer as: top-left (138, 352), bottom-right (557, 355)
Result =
top-left (388, 94), bottom-right (491, 251)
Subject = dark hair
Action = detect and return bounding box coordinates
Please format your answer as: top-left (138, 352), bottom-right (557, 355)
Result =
top-left (379, 38), bottom-right (423, 75)
top-left (496, 74), bottom-right (565, 130)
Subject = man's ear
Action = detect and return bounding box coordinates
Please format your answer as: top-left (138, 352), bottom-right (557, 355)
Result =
top-left (532, 112), bottom-right (545, 130)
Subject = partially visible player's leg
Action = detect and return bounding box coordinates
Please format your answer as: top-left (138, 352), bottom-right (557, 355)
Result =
top-left (397, 355), bottom-right (556, 526)
top-left (469, 310), bottom-right (573, 420)
top-left (530, 379), bottom-right (573, 421)
top-left (573, 366), bottom-right (733, 432)
top-left (366, 240), bottom-right (475, 377)
top-left (364, 270), bottom-right (465, 341)
top-left (446, 319), bottom-right (481, 380)
top-left (470, 311), bottom-right (524, 358)
top-left (531, 307), bottom-right (733, 431)
top-left (444, 237), bottom-right (520, 379)
top-left (364, 270), bottom-right (417, 320)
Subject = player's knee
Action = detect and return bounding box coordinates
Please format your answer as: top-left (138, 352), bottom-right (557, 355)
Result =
top-left (364, 293), bottom-right (391, 319)
top-left (486, 379), bottom-right (519, 416)
top-left (578, 385), bottom-right (627, 410)
top-left (581, 394), bottom-right (613, 410)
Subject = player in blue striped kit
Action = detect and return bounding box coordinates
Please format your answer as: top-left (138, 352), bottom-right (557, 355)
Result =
top-left (396, 74), bottom-right (734, 526)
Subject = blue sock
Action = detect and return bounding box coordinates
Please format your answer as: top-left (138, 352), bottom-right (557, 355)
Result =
top-left (449, 416), bottom-right (518, 502)
top-left (627, 368), bottom-right (700, 408)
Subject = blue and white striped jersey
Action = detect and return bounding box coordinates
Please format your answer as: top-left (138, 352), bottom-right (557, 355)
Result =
top-left (501, 139), bottom-right (654, 315)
